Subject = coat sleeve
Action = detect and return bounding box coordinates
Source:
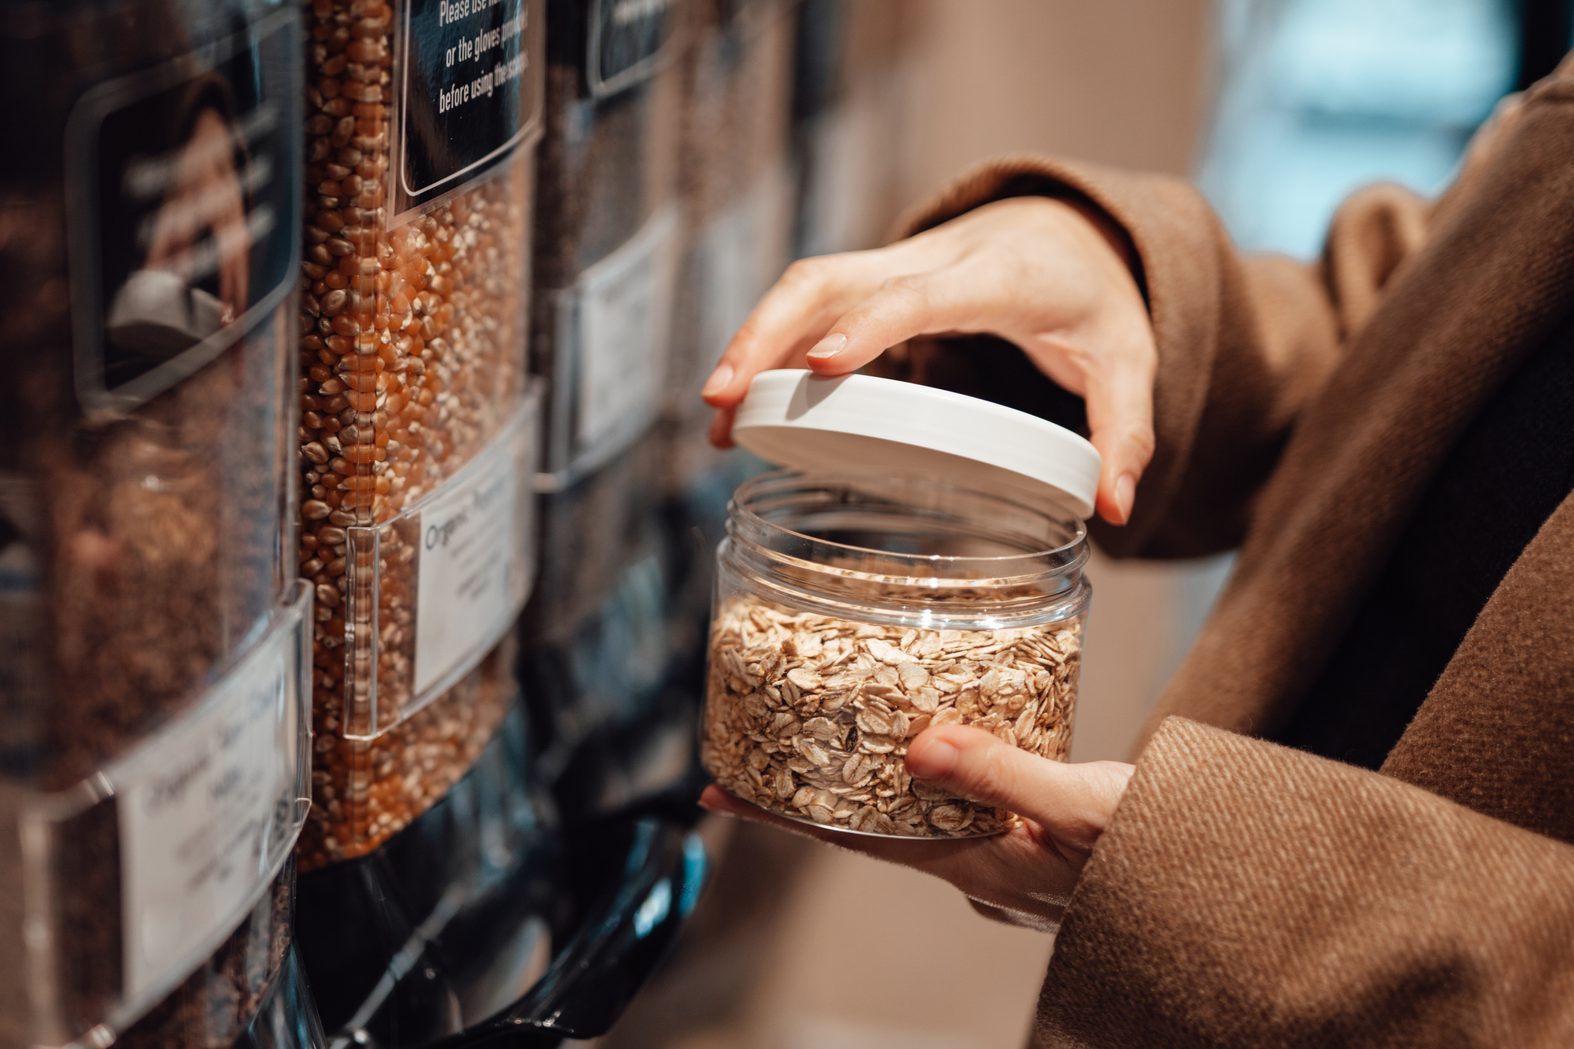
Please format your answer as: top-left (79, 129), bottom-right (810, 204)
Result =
top-left (1031, 716), bottom-right (1574, 1048)
top-left (888, 156), bottom-right (1443, 559)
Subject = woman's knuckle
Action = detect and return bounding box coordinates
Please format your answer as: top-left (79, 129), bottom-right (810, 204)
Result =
top-left (879, 273), bottom-right (928, 296)
top-left (781, 258), bottom-right (823, 289)
top-left (1057, 341), bottom-right (1096, 378)
top-left (967, 744), bottom-right (1012, 803)
top-left (727, 317), bottom-right (763, 350)
top-left (1127, 425), bottom-right (1156, 461)
top-left (871, 276), bottom-right (932, 326)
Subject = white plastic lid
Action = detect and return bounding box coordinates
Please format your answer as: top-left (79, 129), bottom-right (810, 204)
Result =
top-left (732, 369), bottom-right (1100, 521)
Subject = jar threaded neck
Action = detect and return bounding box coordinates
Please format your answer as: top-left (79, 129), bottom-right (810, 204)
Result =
top-left (723, 470), bottom-right (1090, 628)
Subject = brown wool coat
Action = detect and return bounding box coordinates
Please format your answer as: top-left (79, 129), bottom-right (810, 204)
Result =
top-left (897, 59), bottom-right (1574, 1049)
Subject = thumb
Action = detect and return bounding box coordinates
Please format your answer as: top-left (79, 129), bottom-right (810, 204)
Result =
top-left (905, 725), bottom-right (1131, 851)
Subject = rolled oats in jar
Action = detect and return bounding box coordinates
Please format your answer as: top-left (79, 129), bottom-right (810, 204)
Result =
top-left (702, 371), bottom-right (1100, 839)
top-left (298, 0), bottom-right (544, 866)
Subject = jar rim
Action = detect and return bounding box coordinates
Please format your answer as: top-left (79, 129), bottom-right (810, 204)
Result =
top-left (728, 468), bottom-right (1089, 586)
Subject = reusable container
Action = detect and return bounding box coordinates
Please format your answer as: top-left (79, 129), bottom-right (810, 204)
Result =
top-left (297, 0), bottom-right (545, 866)
top-left (701, 371), bottom-right (1098, 838)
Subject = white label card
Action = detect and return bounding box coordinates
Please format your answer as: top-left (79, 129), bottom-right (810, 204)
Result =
top-left (413, 409), bottom-right (530, 698)
top-left (571, 207), bottom-right (681, 453)
top-left (117, 601), bottom-right (305, 1001)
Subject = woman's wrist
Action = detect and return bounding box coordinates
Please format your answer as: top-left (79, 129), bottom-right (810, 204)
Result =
top-left (1053, 193), bottom-right (1142, 288)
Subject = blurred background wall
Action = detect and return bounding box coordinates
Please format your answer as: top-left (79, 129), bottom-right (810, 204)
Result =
top-left (600, 1), bottom-right (1540, 1045)
top-left (898, 0), bottom-right (1215, 193)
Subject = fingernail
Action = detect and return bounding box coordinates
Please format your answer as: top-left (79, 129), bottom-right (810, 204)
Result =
top-left (906, 737), bottom-right (959, 780)
top-left (1114, 472), bottom-right (1136, 524)
top-left (805, 333), bottom-right (847, 362)
top-left (701, 362), bottom-right (734, 398)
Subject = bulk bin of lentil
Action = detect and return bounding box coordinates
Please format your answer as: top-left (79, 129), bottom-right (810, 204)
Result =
top-left (703, 371), bottom-right (1101, 838)
top-left (297, 0), bottom-right (546, 868)
top-left (532, 0), bottom-right (687, 486)
top-left (0, 1), bottom-right (317, 1043)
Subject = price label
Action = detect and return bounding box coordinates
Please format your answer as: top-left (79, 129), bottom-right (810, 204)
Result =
top-left (567, 208), bottom-right (681, 461)
top-left (412, 402), bottom-right (533, 698)
top-left (117, 594), bottom-right (307, 1001)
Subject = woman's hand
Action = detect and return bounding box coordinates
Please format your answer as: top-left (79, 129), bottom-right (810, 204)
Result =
top-left (700, 724), bottom-right (1133, 932)
top-left (700, 195), bottom-right (1157, 525)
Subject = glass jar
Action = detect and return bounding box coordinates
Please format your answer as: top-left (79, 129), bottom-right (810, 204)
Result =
top-left (702, 470), bottom-right (1090, 839)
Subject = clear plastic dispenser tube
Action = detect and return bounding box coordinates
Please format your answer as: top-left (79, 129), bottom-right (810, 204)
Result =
top-left (19, 582), bottom-right (313, 1046)
top-left (340, 387), bottom-right (543, 740)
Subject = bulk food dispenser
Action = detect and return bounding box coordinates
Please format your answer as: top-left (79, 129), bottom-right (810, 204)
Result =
top-left (521, 0), bottom-right (691, 818)
top-left (289, 4), bottom-right (705, 1046)
top-left (0, 2), bottom-right (318, 1045)
top-left (293, 0), bottom-right (544, 871)
top-left (291, 0), bottom-right (547, 1042)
